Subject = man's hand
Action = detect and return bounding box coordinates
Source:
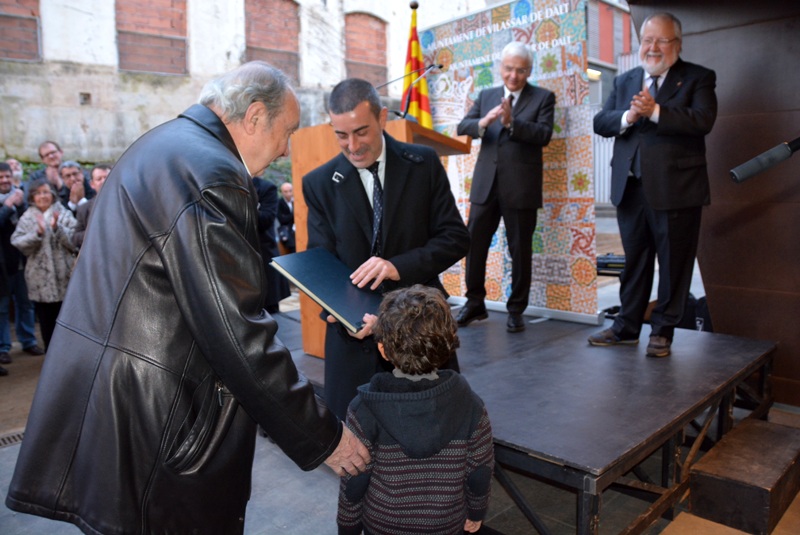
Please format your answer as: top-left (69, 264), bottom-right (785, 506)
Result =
top-left (324, 425), bottom-right (370, 476)
top-left (350, 256), bottom-right (399, 290)
top-left (478, 103), bottom-right (504, 130)
top-left (327, 313), bottom-right (378, 340)
top-left (500, 96), bottom-right (513, 128)
top-left (45, 166), bottom-right (61, 187)
top-left (464, 519), bottom-right (483, 533)
top-left (630, 86), bottom-right (657, 118)
top-left (4, 189), bottom-right (23, 208)
top-left (69, 180), bottom-right (85, 204)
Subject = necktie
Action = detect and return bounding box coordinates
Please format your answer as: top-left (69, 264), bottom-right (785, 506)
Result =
top-left (649, 75), bottom-right (659, 97)
top-left (508, 94), bottom-right (514, 106)
top-left (368, 161), bottom-right (383, 257)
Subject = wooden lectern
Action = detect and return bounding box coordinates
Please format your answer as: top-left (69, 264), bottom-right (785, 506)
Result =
top-left (290, 119), bottom-right (471, 358)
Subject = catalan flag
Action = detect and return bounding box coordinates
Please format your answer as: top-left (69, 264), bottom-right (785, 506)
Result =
top-left (402, 6), bottom-right (433, 128)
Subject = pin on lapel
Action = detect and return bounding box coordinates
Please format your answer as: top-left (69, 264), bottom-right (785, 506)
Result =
top-left (332, 171), bottom-right (344, 183)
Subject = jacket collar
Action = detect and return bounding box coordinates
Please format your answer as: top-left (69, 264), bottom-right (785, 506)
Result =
top-left (179, 104), bottom-right (240, 164)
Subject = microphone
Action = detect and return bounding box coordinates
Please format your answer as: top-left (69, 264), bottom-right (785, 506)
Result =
top-left (394, 64), bottom-right (443, 119)
top-left (730, 136), bottom-right (800, 183)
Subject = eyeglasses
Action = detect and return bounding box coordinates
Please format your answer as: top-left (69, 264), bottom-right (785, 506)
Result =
top-left (40, 150), bottom-right (60, 159)
top-left (641, 37), bottom-right (679, 47)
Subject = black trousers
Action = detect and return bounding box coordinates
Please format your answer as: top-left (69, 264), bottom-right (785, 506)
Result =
top-left (612, 179), bottom-right (702, 341)
top-left (33, 301), bottom-right (63, 350)
top-left (464, 180), bottom-right (538, 315)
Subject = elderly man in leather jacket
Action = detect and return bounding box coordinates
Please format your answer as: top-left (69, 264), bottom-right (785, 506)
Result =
top-left (5, 61), bottom-right (369, 534)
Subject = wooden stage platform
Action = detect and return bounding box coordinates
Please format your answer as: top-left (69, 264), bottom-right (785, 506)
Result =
top-left (274, 307), bottom-right (776, 535)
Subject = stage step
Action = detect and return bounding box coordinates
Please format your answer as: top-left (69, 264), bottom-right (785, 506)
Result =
top-left (689, 419), bottom-right (800, 534)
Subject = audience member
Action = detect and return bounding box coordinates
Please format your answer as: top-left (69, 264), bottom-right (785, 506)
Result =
top-left (58, 161), bottom-right (93, 214)
top-left (0, 163), bottom-right (45, 365)
top-left (276, 181), bottom-right (295, 253)
top-left (5, 158), bottom-right (24, 187)
top-left (337, 285), bottom-right (494, 535)
top-left (10, 178), bottom-right (78, 349)
top-left (5, 61), bottom-right (368, 534)
top-left (589, 12), bottom-right (717, 358)
top-left (71, 163), bottom-right (111, 249)
top-left (29, 141), bottom-right (94, 204)
top-left (303, 78), bottom-right (470, 420)
top-left (0, 246), bottom-right (6, 376)
top-left (456, 41), bottom-right (555, 333)
top-left (253, 176), bottom-right (290, 313)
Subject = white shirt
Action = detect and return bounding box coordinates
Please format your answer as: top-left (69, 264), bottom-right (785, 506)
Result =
top-left (357, 139), bottom-right (387, 208)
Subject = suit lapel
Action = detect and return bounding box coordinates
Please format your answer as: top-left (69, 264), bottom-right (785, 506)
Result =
top-left (625, 68), bottom-right (645, 101)
top-left (331, 155), bottom-right (374, 246)
top-left (380, 134), bottom-right (410, 242)
top-left (656, 59), bottom-right (685, 104)
top-left (512, 84), bottom-right (534, 117)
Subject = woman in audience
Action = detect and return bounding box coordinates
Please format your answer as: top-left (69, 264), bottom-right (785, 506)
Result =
top-left (11, 178), bottom-right (77, 349)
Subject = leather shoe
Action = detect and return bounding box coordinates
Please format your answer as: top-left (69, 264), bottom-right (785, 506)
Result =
top-left (0, 365), bottom-right (7, 376)
top-left (588, 328), bottom-right (638, 346)
top-left (0, 352), bottom-right (11, 364)
top-left (23, 345), bottom-right (45, 356)
top-left (646, 335), bottom-right (671, 358)
top-left (456, 303), bottom-right (488, 327)
top-left (507, 314), bottom-right (525, 333)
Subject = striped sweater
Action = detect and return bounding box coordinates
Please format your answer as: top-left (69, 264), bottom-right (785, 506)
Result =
top-left (337, 370), bottom-right (494, 535)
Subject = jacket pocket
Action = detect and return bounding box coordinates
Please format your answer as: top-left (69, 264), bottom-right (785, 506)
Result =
top-left (164, 375), bottom-right (238, 475)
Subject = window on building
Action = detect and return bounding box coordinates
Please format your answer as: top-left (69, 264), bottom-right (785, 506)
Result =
top-left (116, 0), bottom-right (187, 75)
top-left (245, 0), bottom-right (300, 85)
top-left (345, 13), bottom-right (387, 95)
top-left (0, 0), bottom-right (40, 61)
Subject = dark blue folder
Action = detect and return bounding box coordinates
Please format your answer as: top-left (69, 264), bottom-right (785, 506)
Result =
top-left (270, 248), bottom-right (384, 333)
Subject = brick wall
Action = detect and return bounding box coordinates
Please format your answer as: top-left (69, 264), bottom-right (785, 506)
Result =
top-left (345, 13), bottom-right (387, 94)
top-left (245, 0), bottom-right (299, 84)
top-left (116, 0), bottom-right (187, 74)
top-left (0, 0), bottom-right (40, 61)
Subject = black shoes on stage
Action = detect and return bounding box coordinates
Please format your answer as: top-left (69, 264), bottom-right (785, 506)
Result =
top-left (456, 303), bottom-right (488, 327)
top-left (506, 314), bottom-right (526, 333)
top-left (587, 328), bottom-right (671, 357)
top-left (457, 302), bottom-right (526, 333)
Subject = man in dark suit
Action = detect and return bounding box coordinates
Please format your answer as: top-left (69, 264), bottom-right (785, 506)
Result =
top-left (456, 41), bottom-right (555, 333)
top-left (590, 12), bottom-right (717, 357)
top-left (71, 163), bottom-right (111, 249)
top-left (276, 181), bottom-right (296, 253)
top-left (303, 78), bottom-right (470, 419)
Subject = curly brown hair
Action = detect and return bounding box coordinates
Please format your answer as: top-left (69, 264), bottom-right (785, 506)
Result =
top-left (373, 285), bottom-right (459, 374)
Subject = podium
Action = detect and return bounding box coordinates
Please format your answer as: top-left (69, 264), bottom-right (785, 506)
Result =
top-left (290, 119), bottom-right (471, 358)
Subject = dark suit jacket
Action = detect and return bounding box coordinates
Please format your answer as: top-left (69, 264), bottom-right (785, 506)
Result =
top-left (276, 196), bottom-right (295, 250)
top-left (457, 83), bottom-right (555, 210)
top-left (303, 133), bottom-right (469, 295)
top-left (593, 59), bottom-right (717, 210)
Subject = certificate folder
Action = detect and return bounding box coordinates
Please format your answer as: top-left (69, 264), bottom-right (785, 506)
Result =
top-left (270, 248), bottom-right (384, 333)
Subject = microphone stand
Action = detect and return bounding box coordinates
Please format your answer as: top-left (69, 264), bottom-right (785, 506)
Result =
top-left (375, 64), bottom-right (434, 90)
top-left (395, 64), bottom-right (438, 120)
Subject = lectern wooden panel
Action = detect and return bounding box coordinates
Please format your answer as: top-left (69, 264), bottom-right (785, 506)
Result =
top-left (290, 119), bottom-right (471, 358)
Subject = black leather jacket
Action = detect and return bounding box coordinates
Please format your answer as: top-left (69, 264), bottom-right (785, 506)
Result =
top-left (6, 105), bottom-right (341, 534)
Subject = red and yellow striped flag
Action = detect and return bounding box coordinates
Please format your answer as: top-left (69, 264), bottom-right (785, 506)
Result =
top-left (402, 6), bottom-right (432, 128)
